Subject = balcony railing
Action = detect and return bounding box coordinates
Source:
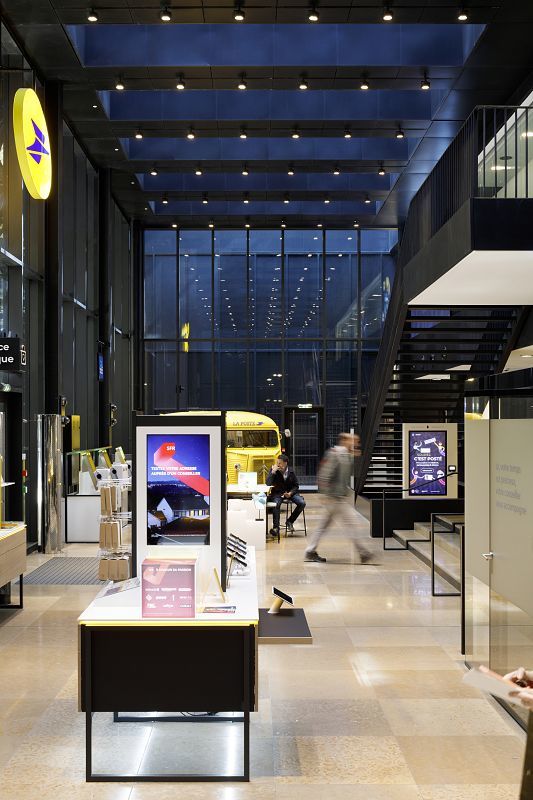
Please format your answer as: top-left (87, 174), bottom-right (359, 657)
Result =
top-left (398, 105), bottom-right (533, 270)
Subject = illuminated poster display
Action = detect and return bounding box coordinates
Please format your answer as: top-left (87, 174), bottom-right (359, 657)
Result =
top-left (147, 434), bottom-right (210, 546)
top-left (408, 430), bottom-right (447, 496)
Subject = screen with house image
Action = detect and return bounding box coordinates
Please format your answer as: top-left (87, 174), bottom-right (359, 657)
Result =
top-left (146, 433), bottom-right (210, 546)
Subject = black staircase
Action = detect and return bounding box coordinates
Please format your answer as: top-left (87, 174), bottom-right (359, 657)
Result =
top-left (360, 304), bottom-right (522, 498)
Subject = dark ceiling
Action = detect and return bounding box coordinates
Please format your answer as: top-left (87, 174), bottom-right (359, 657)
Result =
top-left (3, 0), bottom-right (533, 229)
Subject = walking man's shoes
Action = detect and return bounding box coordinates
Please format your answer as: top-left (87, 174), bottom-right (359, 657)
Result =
top-left (305, 550), bottom-right (327, 563)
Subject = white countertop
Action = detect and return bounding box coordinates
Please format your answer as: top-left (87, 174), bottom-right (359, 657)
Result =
top-left (78, 546), bottom-right (258, 626)
top-left (0, 522), bottom-right (25, 540)
top-left (227, 484), bottom-right (268, 495)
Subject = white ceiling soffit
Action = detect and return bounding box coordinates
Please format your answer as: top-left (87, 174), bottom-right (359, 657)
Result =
top-left (503, 344), bottom-right (533, 373)
top-left (409, 250), bottom-right (533, 306)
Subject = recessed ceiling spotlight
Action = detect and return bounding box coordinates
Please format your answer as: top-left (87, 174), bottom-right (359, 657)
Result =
top-left (344, 129), bottom-right (352, 139)
top-left (281, 221), bottom-right (286, 228)
top-left (238, 74), bottom-right (247, 90)
top-left (333, 165), bottom-right (340, 175)
top-left (162, 195), bottom-right (169, 204)
top-left (291, 128), bottom-right (300, 139)
top-left (202, 194), bottom-right (208, 204)
top-left (421, 73), bottom-right (430, 90)
top-left (171, 223), bottom-right (178, 228)
top-left (243, 193), bottom-right (250, 204)
top-left (396, 127), bottom-right (405, 139)
top-left (317, 223), bottom-right (323, 227)
top-left (208, 221), bottom-right (214, 228)
top-left (378, 163), bottom-right (385, 176)
top-left (150, 166), bottom-right (158, 176)
top-left (284, 194), bottom-right (290, 204)
top-left (114, 147), bottom-right (119, 151)
top-left (195, 166), bottom-right (202, 175)
top-left (299, 75), bottom-right (309, 90)
top-left (130, 180), bottom-right (135, 185)
top-left (240, 127), bottom-right (247, 139)
top-left (308, 5), bottom-right (319, 22)
top-left (360, 76), bottom-right (370, 91)
top-left (242, 164), bottom-right (249, 175)
top-left (159, 5), bottom-right (172, 22)
top-left (135, 130), bottom-right (143, 139)
top-left (87, 8), bottom-right (99, 22)
top-left (234, 4), bottom-right (245, 21)
top-left (187, 128), bottom-right (195, 139)
top-left (353, 220), bottom-right (359, 228)
top-left (364, 194), bottom-right (371, 204)
top-left (382, 5), bottom-right (393, 22)
top-left (115, 76), bottom-right (125, 91)
top-left (287, 164), bottom-right (295, 175)
top-left (324, 196), bottom-right (331, 204)
top-left (176, 74), bottom-right (185, 90)
top-left (245, 221), bottom-right (251, 228)
top-left (457, 7), bottom-right (468, 22)
top-left (92, 104), bottom-right (98, 109)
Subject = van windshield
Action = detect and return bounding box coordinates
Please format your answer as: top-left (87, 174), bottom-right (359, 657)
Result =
top-left (227, 430), bottom-right (278, 448)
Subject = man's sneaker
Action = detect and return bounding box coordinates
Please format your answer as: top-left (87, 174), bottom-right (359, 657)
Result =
top-left (268, 527), bottom-right (280, 538)
top-left (286, 521), bottom-right (295, 533)
top-left (359, 550), bottom-right (374, 565)
top-left (305, 550), bottom-right (327, 563)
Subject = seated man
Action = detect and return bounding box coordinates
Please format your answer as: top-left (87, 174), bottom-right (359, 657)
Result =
top-left (266, 454), bottom-right (306, 537)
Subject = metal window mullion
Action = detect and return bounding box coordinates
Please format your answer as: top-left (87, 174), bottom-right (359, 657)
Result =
top-left (211, 229), bottom-right (215, 409)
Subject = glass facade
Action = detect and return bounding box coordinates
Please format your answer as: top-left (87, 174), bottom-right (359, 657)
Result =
top-left (143, 228), bottom-right (396, 450)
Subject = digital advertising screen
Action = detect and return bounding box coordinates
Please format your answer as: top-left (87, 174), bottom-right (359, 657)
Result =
top-left (408, 430), bottom-right (447, 496)
top-left (146, 433), bottom-right (210, 546)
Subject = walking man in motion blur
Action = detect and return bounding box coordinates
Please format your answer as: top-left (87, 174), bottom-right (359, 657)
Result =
top-left (305, 432), bottom-right (374, 564)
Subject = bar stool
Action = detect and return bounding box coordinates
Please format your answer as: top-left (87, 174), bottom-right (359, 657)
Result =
top-left (282, 498), bottom-right (307, 537)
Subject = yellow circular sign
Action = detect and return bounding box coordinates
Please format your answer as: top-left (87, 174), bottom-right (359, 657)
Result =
top-left (13, 88), bottom-right (52, 200)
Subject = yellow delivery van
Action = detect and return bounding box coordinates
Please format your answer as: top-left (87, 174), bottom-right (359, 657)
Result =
top-left (226, 411), bottom-right (281, 483)
top-left (163, 409), bottom-right (281, 483)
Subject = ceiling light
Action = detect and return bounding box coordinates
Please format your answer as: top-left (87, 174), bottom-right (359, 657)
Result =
top-left (208, 221), bottom-right (214, 228)
top-left (396, 127), bottom-right (405, 139)
top-left (457, 8), bottom-right (468, 21)
top-left (115, 77), bottom-right (125, 91)
top-left (202, 194), bottom-right (208, 204)
top-left (281, 221), bottom-right (286, 228)
top-left (195, 166), bottom-right (202, 175)
top-left (308, 6), bottom-right (319, 22)
top-left (382, 5), bottom-right (393, 21)
top-left (299, 76), bottom-right (309, 90)
top-left (87, 8), bottom-right (99, 22)
top-left (324, 197), bottom-right (330, 204)
top-left (291, 128), bottom-right (300, 139)
top-left (240, 127), bottom-right (247, 139)
top-left (333, 165), bottom-right (340, 175)
top-left (234, 4), bottom-right (245, 21)
top-left (243, 193), bottom-right (250, 204)
top-left (353, 221), bottom-right (359, 228)
top-left (171, 223), bottom-right (178, 228)
top-left (317, 223), bottom-right (322, 227)
top-left (344, 129), bottom-right (352, 139)
top-left (421, 73), bottom-right (430, 90)
top-left (242, 164), bottom-right (249, 175)
top-left (159, 6), bottom-right (172, 22)
top-left (238, 74), bottom-right (247, 90)
top-left (130, 180), bottom-right (135, 185)
top-left (360, 77), bottom-right (369, 91)
top-left (162, 195), bottom-right (169, 204)
top-left (135, 130), bottom-right (143, 139)
top-left (284, 194), bottom-right (290, 204)
top-left (288, 164), bottom-right (295, 176)
top-left (378, 164), bottom-right (385, 176)
top-left (114, 147), bottom-right (119, 151)
top-left (245, 221), bottom-right (251, 228)
top-left (187, 128), bottom-right (195, 139)
top-left (92, 104), bottom-right (98, 109)
top-left (364, 195), bottom-right (371, 204)
top-left (176, 75), bottom-right (185, 90)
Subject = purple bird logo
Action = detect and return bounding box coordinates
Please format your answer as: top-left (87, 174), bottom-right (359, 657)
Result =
top-left (26, 119), bottom-right (49, 164)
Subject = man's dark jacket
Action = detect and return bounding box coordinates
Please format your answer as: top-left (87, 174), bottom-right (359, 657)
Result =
top-left (266, 467), bottom-right (299, 497)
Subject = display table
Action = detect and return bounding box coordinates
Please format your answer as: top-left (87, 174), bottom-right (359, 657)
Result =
top-left (78, 548), bottom-right (259, 782)
top-left (0, 523), bottom-right (26, 609)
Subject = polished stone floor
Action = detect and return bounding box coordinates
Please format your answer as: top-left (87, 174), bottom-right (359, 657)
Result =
top-left (0, 496), bottom-right (526, 799)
